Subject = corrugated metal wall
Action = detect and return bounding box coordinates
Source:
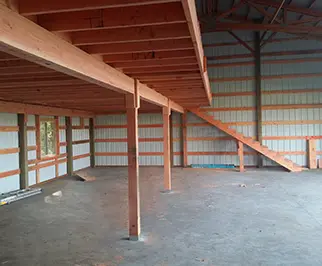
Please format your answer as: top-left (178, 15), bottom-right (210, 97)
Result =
top-left (72, 117), bottom-right (90, 171)
top-left (200, 31), bottom-right (322, 167)
top-left (0, 113), bottom-right (20, 193)
top-left (94, 112), bottom-right (183, 166)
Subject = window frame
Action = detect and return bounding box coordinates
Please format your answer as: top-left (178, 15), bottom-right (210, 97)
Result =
top-left (39, 118), bottom-right (57, 159)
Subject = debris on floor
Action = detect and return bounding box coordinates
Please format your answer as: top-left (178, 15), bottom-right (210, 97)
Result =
top-left (76, 170), bottom-right (96, 182)
top-left (0, 188), bottom-right (42, 206)
top-left (239, 184), bottom-right (247, 188)
top-left (44, 190), bottom-right (63, 204)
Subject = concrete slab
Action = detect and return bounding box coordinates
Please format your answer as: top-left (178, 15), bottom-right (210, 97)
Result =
top-left (1, 167), bottom-right (322, 266)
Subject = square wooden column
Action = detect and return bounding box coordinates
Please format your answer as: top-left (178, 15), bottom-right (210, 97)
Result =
top-left (126, 80), bottom-right (141, 241)
top-left (308, 138), bottom-right (317, 169)
top-left (163, 105), bottom-right (171, 191)
top-left (18, 113), bottom-right (28, 189)
top-left (65, 116), bottom-right (73, 176)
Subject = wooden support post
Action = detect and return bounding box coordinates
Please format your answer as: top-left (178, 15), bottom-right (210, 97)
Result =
top-left (35, 114), bottom-right (40, 183)
top-left (170, 113), bottom-right (174, 167)
top-left (254, 31), bottom-right (263, 168)
top-left (126, 79), bottom-right (141, 241)
top-left (182, 111), bottom-right (188, 167)
top-left (54, 116), bottom-right (60, 178)
top-left (237, 141), bottom-right (244, 172)
top-left (308, 138), bottom-right (317, 169)
top-left (163, 105), bottom-right (171, 191)
top-left (65, 116), bottom-right (73, 176)
top-left (89, 117), bottom-right (95, 168)
top-left (18, 113), bottom-right (28, 189)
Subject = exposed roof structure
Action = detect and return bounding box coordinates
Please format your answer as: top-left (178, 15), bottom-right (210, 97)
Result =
top-left (198, 0), bottom-right (322, 46)
top-left (0, 0), bottom-right (211, 114)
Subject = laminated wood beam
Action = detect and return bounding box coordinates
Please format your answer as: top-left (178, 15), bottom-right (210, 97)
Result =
top-left (0, 5), bottom-right (184, 111)
top-left (126, 79), bottom-right (141, 241)
top-left (181, 0), bottom-right (212, 105)
top-left (0, 100), bottom-right (94, 117)
top-left (37, 2), bottom-right (185, 32)
top-left (65, 117), bottom-right (73, 176)
top-left (18, 113), bottom-right (28, 189)
top-left (163, 105), bottom-right (171, 191)
top-left (19, 0), bottom-right (180, 15)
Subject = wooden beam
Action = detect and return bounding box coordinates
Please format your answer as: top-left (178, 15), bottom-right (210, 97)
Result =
top-left (18, 113), bottom-right (28, 189)
top-left (0, 5), bottom-right (184, 110)
top-left (181, 0), bottom-right (212, 105)
top-left (228, 31), bottom-right (254, 54)
top-left (80, 38), bottom-right (193, 55)
top-left (104, 50), bottom-right (195, 63)
top-left (89, 117), bottom-right (95, 168)
top-left (249, 0), bottom-right (322, 18)
top-left (0, 100), bottom-right (94, 117)
top-left (163, 105), bottom-right (171, 191)
top-left (182, 111), bottom-right (188, 167)
top-left (71, 23), bottom-right (190, 46)
top-left (19, 0), bottom-right (181, 15)
top-left (112, 57), bottom-right (196, 68)
top-left (126, 79), bottom-right (141, 241)
top-left (308, 139), bottom-right (317, 169)
top-left (254, 31), bottom-right (263, 168)
top-left (37, 2), bottom-right (185, 32)
top-left (237, 141), bottom-right (244, 172)
top-left (65, 117), bottom-right (73, 176)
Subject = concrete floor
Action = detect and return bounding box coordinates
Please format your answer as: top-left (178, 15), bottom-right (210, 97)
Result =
top-left (1, 167), bottom-right (322, 266)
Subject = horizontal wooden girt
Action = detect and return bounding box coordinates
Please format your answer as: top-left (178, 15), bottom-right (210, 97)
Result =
top-left (0, 4), bottom-right (184, 113)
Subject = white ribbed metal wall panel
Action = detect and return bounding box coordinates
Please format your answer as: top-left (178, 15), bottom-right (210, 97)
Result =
top-left (0, 113), bottom-right (19, 193)
top-left (260, 35), bottom-right (322, 166)
top-left (95, 113), bottom-right (168, 166)
top-left (72, 117), bottom-right (90, 171)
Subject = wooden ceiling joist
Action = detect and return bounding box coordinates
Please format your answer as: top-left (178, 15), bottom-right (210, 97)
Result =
top-left (19, 0), bottom-right (181, 15)
top-left (0, 4), bottom-right (185, 113)
top-left (71, 23), bottom-right (190, 46)
top-left (79, 38), bottom-right (194, 55)
top-left (112, 58), bottom-right (197, 68)
top-left (103, 50), bottom-right (196, 63)
top-left (38, 2), bottom-right (185, 32)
